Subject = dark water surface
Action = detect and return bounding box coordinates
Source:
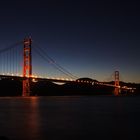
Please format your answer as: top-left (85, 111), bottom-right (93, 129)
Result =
top-left (0, 96), bottom-right (140, 140)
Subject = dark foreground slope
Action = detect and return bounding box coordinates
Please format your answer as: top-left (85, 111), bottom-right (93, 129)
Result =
top-left (0, 79), bottom-right (114, 96)
top-left (0, 79), bottom-right (139, 96)
top-left (0, 79), bottom-right (22, 96)
top-left (31, 81), bottom-right (114, 96)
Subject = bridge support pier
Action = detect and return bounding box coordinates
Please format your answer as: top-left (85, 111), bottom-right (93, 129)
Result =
top-left (22, 79), bottom-right (31, 96)
top-left (114, 87), bottom-right (120, 96)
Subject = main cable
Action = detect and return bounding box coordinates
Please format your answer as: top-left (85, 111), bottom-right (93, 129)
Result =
top-left (33, 46), bottom-right (77, 79)
top-left (32, 42), bottom-right (78, 79)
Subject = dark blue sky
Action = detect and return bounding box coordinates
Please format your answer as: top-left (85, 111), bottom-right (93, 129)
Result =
top-left (0, 0), bottom-right (140, 82)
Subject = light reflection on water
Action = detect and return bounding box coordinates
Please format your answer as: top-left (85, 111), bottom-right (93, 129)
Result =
top-left (0, 96), bottom-right (140, 140)
top-left (0, 97), bottom-right (43, 140)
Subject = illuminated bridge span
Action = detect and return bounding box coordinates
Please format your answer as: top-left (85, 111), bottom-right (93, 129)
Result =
top-left (0, 37), bottom-right (131, 96)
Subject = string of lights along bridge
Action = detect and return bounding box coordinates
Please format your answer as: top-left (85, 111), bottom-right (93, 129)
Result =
top-left (0, 37), bottom-right (133, 96)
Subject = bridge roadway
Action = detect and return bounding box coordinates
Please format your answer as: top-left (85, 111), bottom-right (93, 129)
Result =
top-left (0, 74), bottom-right (96, 84)
top-left (0, 74), bottom-right (120, 86)
top-left (0, 74), bottom-right (75, 83)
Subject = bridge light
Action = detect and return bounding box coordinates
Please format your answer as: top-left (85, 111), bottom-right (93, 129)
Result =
top-left (32, 78), bottom-right (38, 83)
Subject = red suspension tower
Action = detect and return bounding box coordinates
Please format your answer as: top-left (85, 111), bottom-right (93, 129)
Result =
top-left (115, 71), bottom-right (119, 87)
top-left (114, 70), bottom-right (120, 96)
top-left (22, 38), bottom-right (32, 96)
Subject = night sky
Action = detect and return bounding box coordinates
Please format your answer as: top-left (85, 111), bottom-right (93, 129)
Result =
top-left (0, 0), bottom-right (140, 83)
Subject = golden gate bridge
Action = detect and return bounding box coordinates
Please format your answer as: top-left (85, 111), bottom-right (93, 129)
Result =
top-left (0, 37), bottom-right (134, 96)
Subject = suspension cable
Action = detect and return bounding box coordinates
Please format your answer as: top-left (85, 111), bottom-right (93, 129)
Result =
top-left (0, 41), bottom-right (23, 75)
top-left (33, 42), bottom-right (78, 79)
top-left (0, 41), bottom-right (22, 54)
top-left (33, 46), bottom-right (77, 79)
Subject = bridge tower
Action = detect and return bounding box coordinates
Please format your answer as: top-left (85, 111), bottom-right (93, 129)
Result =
top-left (22, 38), bottom-right (32, 96)
top-left (114, 70), bottom-right (120, 96)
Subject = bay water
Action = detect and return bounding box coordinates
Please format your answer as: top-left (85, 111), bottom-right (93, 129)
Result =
top-left (0, 96), bottom-right (139, 140)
